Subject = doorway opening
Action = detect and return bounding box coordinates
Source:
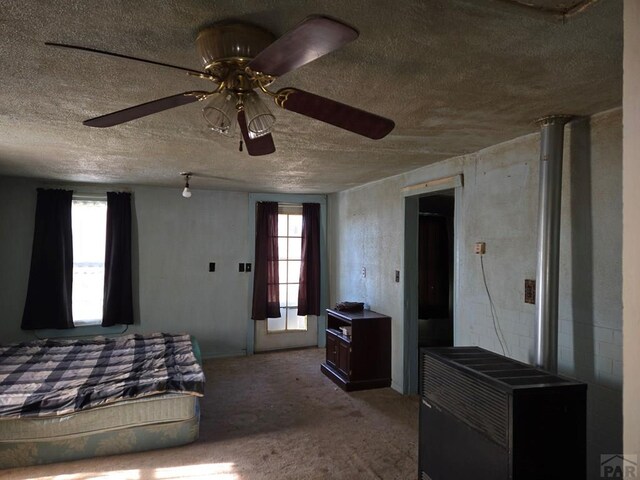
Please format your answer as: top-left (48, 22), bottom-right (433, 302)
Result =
top-left (404, 183), bottom-right (459, 394)
top-left (418, 194), bottom-right (455, 350)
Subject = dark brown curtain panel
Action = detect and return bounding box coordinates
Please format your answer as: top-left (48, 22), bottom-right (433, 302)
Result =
top-left (418, 215), bottom-right (450, 319)
top-left (102, 192), bottom-right (134, 326)
top-left (298, 203), bottom-right (321, 316)
top-left (251, 202), bottom-right (280, 320)
top-left (22, 188), bottom-right (74, 330)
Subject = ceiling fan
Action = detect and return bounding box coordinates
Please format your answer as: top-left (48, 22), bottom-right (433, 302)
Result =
top-left (46, 15), bottom-right (395, 156)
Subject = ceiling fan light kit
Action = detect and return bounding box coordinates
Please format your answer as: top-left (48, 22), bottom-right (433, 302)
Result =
top-left (242, 91), bottom-right (276, 138)
top-left (49, 15), bottom-right (395, 156)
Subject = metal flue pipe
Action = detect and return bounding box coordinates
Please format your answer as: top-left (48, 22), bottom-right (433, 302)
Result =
top-left (534, 115), bottom-right (572, 372)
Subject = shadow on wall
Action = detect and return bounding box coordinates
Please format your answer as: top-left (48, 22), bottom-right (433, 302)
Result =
top-left (569, 117), bottom-right (622, 469)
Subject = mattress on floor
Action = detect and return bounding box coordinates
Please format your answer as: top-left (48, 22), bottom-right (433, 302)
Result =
top-left (0, 393), bottom-right (200, 469)
top-left (0, 334), bottom-right (204, 470)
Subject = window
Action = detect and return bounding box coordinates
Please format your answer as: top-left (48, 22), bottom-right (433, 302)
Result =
top-left (71, 197), bottom-right (107, 326)
top-left (267, 205), bottom-right (307, 332)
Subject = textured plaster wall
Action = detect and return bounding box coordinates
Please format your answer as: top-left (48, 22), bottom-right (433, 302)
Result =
top-left (329, 108), bottom-right (622, 478)
top-left (0, 177), bottom-right (37, 345)
top-left (0, 178), bottom-right (250, 358)
top-left (132, 186), bottom-right (249, 357)
top-left (624, 0), bottom-right (640, 455)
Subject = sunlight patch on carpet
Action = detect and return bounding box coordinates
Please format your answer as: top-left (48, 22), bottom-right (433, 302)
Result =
top-left (154, 463), bottom-right (238, 479)
top-left (29, 462), bottom-right (238, 480)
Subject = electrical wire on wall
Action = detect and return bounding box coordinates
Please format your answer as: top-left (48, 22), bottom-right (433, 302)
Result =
top-left (480, 255), bottom-right (510, 356)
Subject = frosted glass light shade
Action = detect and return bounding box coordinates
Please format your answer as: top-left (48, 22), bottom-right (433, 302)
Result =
top-left (182, 187), bottom-right (192, 198)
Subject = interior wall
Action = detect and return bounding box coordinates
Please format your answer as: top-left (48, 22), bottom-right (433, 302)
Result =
top-left (0, 177), bottom-right (37, 345)
top-left (0, 178), bottom-right (250, 358)
top-left (623, 0), bottom-right (640, 455)
top-left (329, 108), bottom-right (622, 478)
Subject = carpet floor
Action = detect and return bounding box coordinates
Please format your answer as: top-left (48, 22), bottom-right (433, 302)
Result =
top-left (2, 348), bottom-right (419, 480)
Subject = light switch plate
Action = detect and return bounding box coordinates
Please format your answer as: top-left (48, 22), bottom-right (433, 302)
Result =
top-left (525, 279), bottom-right (536, 304)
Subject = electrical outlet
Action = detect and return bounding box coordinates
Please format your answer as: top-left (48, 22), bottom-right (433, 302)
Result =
top-left (361, 266), bottom-right (366, 278)
top-left (395, 270), bottom-right (400, 283)
top-left (239, 263), bottom-right (245, 272)
top-left (474, 242), bottom-right (486, 255)
top-left (209, 262), bottom-right (215, 272)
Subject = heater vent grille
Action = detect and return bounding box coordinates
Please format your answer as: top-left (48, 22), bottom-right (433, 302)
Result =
top-left (422, 354), bottom-right (509, 448)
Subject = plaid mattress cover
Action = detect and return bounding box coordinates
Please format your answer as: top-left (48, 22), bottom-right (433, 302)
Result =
top-left (0, 332), bottom-right (205, 418)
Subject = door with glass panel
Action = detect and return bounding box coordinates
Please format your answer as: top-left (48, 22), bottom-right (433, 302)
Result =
top-left (254, 204), bottom-right (318, 352)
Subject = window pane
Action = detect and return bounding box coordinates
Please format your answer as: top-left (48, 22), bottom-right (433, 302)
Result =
top-left (278, 260), bottom-right (287, 283)
top-left (287, 260), bottom-right (301, 283)
top-left (288, 238), bottom-right (301, 260)
top-left (279, 284), bottom-right (287, 306)
top-left (267, 316), bottom-right (286, 332)
top-left (278, 214), bottom-right (288, 237)
top-left (72, 200), bottom-right (107, 324)
top-left (286, 283), bottom-right (299, 307)
top-left (73, 201), bottom-right (106, 263)
top-left (278, 237), bottom-right (287, 258)
top-left (288, 314), bottom-right (307, 331)
top-left (289, 214), bottom-right (302, 237)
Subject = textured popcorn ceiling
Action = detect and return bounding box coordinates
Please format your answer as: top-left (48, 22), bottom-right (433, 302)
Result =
top-left (0, 0), bottom-right (622, 193)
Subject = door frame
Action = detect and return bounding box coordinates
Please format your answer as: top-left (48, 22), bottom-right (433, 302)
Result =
top-left (403, 175), bottom-right (463, 394)
top-left (247, 193), bottom-right (328, 354)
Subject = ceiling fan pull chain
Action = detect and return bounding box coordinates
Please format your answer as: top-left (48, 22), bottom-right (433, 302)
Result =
top-left (239, 139), bottom-right (243, 152)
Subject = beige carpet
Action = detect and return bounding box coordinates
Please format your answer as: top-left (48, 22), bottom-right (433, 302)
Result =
top-left (2, 348), bottom-right (419, 480)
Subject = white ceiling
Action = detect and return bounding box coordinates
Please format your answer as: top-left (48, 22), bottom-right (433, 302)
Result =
top-left (0, 0), bottom-right (622, 193)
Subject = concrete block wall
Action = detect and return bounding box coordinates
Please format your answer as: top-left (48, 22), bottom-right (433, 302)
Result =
top-left (453, 131), bottom-right (540, 363)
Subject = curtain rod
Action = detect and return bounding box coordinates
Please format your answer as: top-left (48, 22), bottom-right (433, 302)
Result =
top-left (37, 180), bottom-right (133, 193)
top-left (257, 201), bottom-right (303, 206)
top-left (40, 186), bottom-right (133, 195)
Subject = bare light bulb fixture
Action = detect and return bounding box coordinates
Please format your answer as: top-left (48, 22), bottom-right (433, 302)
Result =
top-left (181, 172), bottom-right (192, 198)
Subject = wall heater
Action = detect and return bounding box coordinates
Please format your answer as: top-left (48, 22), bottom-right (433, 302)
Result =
top-left (419, 347), bottom-right (586, 480)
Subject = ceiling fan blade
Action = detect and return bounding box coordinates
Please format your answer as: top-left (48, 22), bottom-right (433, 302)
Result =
top-left (45, 42), bottom-right (203, 75)
top-left (238, 111), bottom-right (276, 156)
top-left (276, 88), bottom-right (395, 140)
top-left (84, 91), bottom-right (208, 128)
top-left (247, 16), bottom-right (358, 77)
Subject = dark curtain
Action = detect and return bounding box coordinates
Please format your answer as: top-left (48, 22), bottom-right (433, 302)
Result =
top-left (102, 192), bottom-right (134, 326)
top-left (418, 215), bottom-right (450, 319)
top-left (251, 202), bottom-right (280, 320)
top-left (22, 189), bottom-right (74, 330)
top-left (298, 203), bottom-right (321, 316)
